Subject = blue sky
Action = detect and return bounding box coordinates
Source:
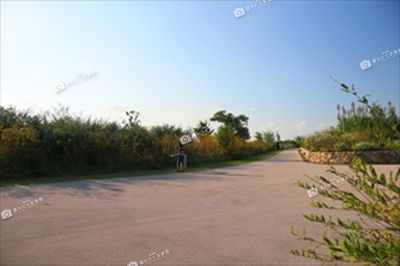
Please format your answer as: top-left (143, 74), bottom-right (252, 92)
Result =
top-left (1, 0), bottom-right (399, 139)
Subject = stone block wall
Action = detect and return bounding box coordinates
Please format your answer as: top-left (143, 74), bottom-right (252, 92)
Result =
top-left (298, 147), bottom-right (400, 164)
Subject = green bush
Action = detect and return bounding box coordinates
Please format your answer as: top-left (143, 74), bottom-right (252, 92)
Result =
top-left (0, 106), bottom-right (270, 178)
top-left (281, 139), bottom-right (300, 149)
top-left (352, 141), bottom-right (381, 151)
top-left (385, 139), bottom-right (400, 153)
top-left (301, 130), bottom-right (340, 151)
top-left (333, 142), bottom-right (349, 152)
top-left (300, 83), bottom-right (399, 152)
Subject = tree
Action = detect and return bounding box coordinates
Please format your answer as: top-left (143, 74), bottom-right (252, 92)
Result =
top-left (124, 110), bottom-right (141, 128)
top-left (255, 132), bottom-right (263, 142)
top-left (210, 110), bottom-right (250, 139)
top-left (215, 125), bottom-right (236, 159)
top-left (262, 131), bottom-right (275, 149)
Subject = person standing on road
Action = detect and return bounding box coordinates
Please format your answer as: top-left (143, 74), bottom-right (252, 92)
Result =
top-left (177, 143), bottom-right (185, 172)
top-left (276, 132), bottom-right (281, 150)
top-left (171, 143), bottom-right (186, 172)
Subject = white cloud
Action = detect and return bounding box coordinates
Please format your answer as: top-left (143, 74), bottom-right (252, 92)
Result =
top-left (254, 121), bottom-right (311, 139)
top-left (317, 123), bottom-right (333, 130)
top-left (93, 104), bottom-right (130, 123)
top-left (3, 93), bottom-right (49, 114)
top-left (295, 121), bottom-right (307, 130)
top-left (163, 109), bottom-right (187, 121)
top-left (250, 106), bottom-right (256, 112)
top-left (265, 122), bottom-right (277, 129)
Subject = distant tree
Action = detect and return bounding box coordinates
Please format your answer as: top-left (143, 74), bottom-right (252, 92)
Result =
top-left (210, 110), bottom-right (250, 139)
top-left (254, 131), bottom-right (275, 150)
top-left (262, 131), bottom-right (275, 150)
top-left (215, 125), bottom-right (236, 159)
top-left (124, 110), bottom-right (141, 128)
top-left (149, 124), bottom-right (184, 138)
top-left (295, 136), bottom-right (304, 145)
top-left (255, 132), bottom-right (263, 142)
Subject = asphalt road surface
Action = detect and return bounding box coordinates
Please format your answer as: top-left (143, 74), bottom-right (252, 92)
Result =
top-left (1, 150), bottom-right (399, 266)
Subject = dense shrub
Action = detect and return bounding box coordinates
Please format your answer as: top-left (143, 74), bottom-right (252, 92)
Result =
top-left (280, 139), bottom-right (300, 149)
top-left (0, 107), bottom-right (272, 178)
top-left (385, 139), bottom-right (400, 153)
top-left (300, 129), bottom-right (340, 151)
top-left (333, 142), bottom-right (349, 152)
top-left (301, 102), bottom-right (399, 152)
top-left (352, 141), bottom-right (381, 151)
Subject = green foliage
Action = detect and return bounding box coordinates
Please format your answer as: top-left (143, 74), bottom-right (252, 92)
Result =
top-left (215, 125), bottom-right (236, 159)
top-left (333, 142), bottom-right (350, 152)
top-left (262, 131), bottom-right (275, 147)
top-left (385, 139), bottom-right (400, 153)
top-left (334, 78), bottom-right (400, 138)
top-left (301, 129), bottom-right (341, 151)
top-left (301, 81), bottom-right (400, 152)
top-left (124, 110), bottom-right (141, 128)
top-left (0, 106), bottom-right (267, 178)
top-left (292, 158), bottom-right (400, 265)
top-left (210, 110), bottom-right (250, 139)
top-left (254, 130), bottom-right (278, 150)
top-left (352, 141), bottom-right (381, 151)
top-left (280, 139), bottom-right (300, 149)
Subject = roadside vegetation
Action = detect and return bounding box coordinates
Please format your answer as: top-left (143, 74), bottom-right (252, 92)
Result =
top-left (299, 80), bottom-right (400, 153)
top-left (292, 158), bottom-right (400, 265)
top-left (292, 81), bottom-right (400, 265)
top-left (0, 107), bottom-right (281, 181)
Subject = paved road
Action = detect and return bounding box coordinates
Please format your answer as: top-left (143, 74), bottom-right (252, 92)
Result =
top-left (1, 150), bottom-right (398, 266)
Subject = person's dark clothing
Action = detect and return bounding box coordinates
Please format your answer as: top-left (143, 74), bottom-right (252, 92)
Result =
top-left (178, 147), bottom-right (185, 164)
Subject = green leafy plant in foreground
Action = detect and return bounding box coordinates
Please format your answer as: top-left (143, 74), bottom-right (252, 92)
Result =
top-left (291, 158), bottom-right (400, 265)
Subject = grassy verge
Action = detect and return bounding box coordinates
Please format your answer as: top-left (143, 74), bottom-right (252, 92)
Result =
top-left (0, 150), bottom-right (279, 187)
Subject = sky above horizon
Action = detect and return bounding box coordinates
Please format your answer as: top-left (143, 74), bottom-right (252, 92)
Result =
top-left (1, 0), bottom-right (399, 139)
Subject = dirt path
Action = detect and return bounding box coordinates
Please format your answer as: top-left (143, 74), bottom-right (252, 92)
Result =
top-left (1, 150), bottom-right (398, 265)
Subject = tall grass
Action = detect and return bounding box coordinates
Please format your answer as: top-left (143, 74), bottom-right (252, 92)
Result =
top-left (301, 101), bottom-right (400, 152)
top-left (0, 106), bottom-right (272, 178)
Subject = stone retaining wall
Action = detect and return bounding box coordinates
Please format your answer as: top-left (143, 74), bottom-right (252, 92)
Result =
top-left (298, 147), bottom-right (400, 164)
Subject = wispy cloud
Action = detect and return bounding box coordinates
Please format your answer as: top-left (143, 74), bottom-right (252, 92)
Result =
top-left (317, 122), bottom-right (333, 130)
top-left (93, 104), bottom-right (130, 123)
top-left (295, 121), bottom-right (307, 130)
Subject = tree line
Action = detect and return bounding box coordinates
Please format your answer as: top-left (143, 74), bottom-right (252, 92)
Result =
top-left (0, 106), bottom-right (283, 178)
